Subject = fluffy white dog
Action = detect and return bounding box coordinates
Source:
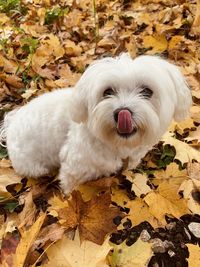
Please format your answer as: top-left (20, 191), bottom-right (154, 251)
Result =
top-left (0, 53), bottom-right (191, 194)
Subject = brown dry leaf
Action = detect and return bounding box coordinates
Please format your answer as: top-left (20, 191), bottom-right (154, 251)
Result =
top-left (162, 132), bottom-right (200, 163)
top-left (1, 232), bottom-right (20, 267)
top-left (144, 191), bottom-right (189, 225)
top-left (79, 192), bottom-right (123, 245)
top-left (58, 191), bottom-right (123, 245)
top-left (0, 55), bottom-right (18, 73)
top-left (187, 162), bottom-right (200, 180)
top-left (44, 34), bottom-right (65, 60)
top-left (186, 244), bottom-right (200, 267)
top-left (14, 214), bottom-right (46, 267)
top-left (18, 191), bottom-right (37, 229)
top-left (43, 232), bottom-right (111, 267)
top-left (20, 23), bottom-right (48, 37)
top-left (58, 201), bottom-right (79, 229)
top-left (143, 34), bottom-right (168, 53)
top-left (109, 238), bottom-right (153, 267)
top-left (0, 74), bottom-right (23, 88)
top-left (64, 39), bottom-right (82, 56)
top-left (0, 161), bottom-right (21, 196)
top-left (32, 223), bottom-right (65, 251)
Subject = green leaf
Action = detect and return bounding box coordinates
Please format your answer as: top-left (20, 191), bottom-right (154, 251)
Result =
top-left (44, 7), bottom-right (69, 25)
top-left (0, 146), bottom-right (8, 159)
top-left (0, 0), bottom-right (20, 13)
top-left (21, 37), bottom-right (39, 54)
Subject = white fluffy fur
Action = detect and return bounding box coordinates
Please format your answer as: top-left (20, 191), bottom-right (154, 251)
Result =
top-left (0, 53), bottom-right (192, 194)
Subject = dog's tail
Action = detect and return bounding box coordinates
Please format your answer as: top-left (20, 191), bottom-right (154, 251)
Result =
top-left (0, 109), bottom-right (18, 148)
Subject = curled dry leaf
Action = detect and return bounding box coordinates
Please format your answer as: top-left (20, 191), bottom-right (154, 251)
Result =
top-left (14, 214), bottom-right (46, 267)
top-left (18, 191), bottom-right (37, 229)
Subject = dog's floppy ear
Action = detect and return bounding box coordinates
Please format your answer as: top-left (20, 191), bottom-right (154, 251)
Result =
top-left (70, 86), bottom-right (88, 123)
top-left (165, 63), bottom-right (192, 121)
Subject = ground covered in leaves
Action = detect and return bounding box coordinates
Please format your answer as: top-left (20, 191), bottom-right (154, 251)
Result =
top-left (0, 0), bottom-right (200, 266)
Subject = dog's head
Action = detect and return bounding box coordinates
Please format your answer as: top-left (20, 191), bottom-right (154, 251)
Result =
top-left (70, 53), bottom-right (191, 148)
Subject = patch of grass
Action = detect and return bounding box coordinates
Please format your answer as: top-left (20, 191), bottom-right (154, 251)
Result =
top-left (44, 7), bottom-right (69, 25)
top-left (21, 37), bottom-right (39, 55)
top-left (0, 146), bottom-right (7, 158)
top-left (0, 0), bottom-right (27, 16)
top-left (156, 144), bottom-right (176, 168)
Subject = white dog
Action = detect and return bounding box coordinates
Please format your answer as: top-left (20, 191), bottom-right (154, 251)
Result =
top-left (0, 53), bottom-right (191, 194)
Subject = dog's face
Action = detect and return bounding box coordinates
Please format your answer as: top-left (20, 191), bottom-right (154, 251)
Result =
top-left (70, 54), bottom-right (191, 148)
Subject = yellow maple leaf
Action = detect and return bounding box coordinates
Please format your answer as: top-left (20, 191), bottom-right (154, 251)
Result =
top-left (179, 179), bottom-right (200, 214)
top-left (162, 132), bottom-right (200, 163)
top-left (153, 162), bottom-right (187, 187)
top-left (143, 34), bottom-right (168, 53)
top-left (168, 118), bottom-right (195, 135)
top-left (127, 198), bottom-right (159, 228)
top-left (190, 106), bottom-right (200, 123)
top-left (109, 238), bottom-right (153, 267)
top-left (123, 170), bottom-right (151, 197)
top-left (186, 244), bottom-right (200, 267)
top-left (43, 232), bottom-right (111, 267)
top-left (144, 191), bottom-right (189, 225)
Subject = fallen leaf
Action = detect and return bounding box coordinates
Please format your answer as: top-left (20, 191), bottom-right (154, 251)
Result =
top-left (179, 179), bottom-right (200, 214)
top-left (143, 34), bottom-right (168, 53)
top-left (162, 132), bottom-right (200, 163)
top-left (33, 223), bottom-right (65, 250)
top-left (127, 198), bottom-right (159, 228)
top-left (43, 232), bottom-right (111, 267)
top-left (14, 214), bottom-right (46, 267)
top-left (123, 170), bottom-right (151, 197)
top-left (187, 162), bottom-right (200, 180)
top-left (1, 232), bottom-right (20, 267)
top-left (0, 163), bottom-right (21, 196)
top-left (186, 244), bottom-right (200, 267)
top-left (79, 192), bottom-right (123, 245)
top-left (168, 118), bottom-right (195, 135)
top-left (153, 162), bottom-right (187, 187)
top-left (109, 238), bottom-right (153, 267)
top-left (18, 191), bottom-right (37, 228)
top-left (144, 191), bottom-right (189, 225)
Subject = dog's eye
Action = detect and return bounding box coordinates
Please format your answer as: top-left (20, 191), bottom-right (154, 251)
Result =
top-left (103, 87), bottom-right (115, 98)
top-left (140, 87), bottom-right (153, 99)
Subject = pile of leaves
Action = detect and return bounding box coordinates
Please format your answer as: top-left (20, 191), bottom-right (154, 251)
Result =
top-left (0, 0), bottom-right (200, 266)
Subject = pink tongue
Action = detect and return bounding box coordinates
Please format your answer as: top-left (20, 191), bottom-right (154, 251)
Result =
top-left (117, 110), bottom-right (133, 134)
